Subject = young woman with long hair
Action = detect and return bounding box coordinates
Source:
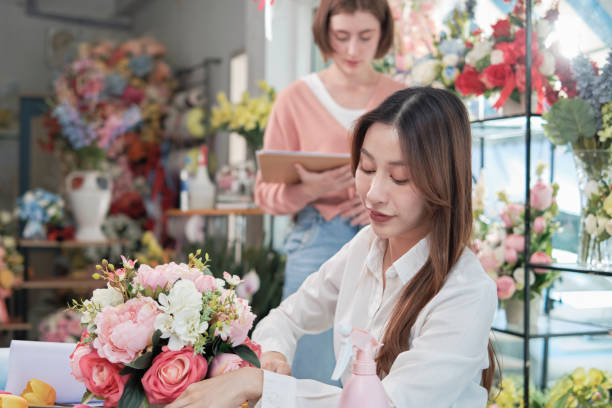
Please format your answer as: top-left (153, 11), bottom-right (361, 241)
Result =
top-left (166, 87), bottom-right (498, 408)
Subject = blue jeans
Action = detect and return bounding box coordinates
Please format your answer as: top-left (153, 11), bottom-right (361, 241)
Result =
top-left (282, 206), bottom-right (359, 385)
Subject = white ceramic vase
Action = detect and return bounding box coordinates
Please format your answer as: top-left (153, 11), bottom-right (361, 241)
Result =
top-left (65, 171), bottom-right (112, 241)
top-left (505, 294), bottom-right (542, 331)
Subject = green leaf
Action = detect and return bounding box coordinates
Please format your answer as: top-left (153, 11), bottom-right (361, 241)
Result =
top-left (126, 352), bottom-right (152, 370)
top-left (543, 98), bottom-right (598, 146)
top-left (81, 390), bottom-right (94, 404)
top-left (233, 344), bottom-right (261, 368)
top-left (552, 390), bottom-right (571, 408)
top-left (118, 374), bottom-right (146, 408)
top-left (152, 329), bottom-right (163, 355)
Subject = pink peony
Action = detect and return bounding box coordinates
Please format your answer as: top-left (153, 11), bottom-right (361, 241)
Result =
top-left (530, 179), bottom-right (554, 211)
top-left (504, 248), bottom-right (518, 264)
top-left (134, 262), bottom-right (215, 293)
top-left (180, 268), bottom-right (218, 293)
top-left (208, 353), bottom-right (245, 378)
top-left (496, 276), bottom-right (516, 300)
top-left (533, 216), bottom-right (546, 234)
top-left (228, 297), bottom-right (256, 347)
top-left (141, 346), bottom-right (208, 404)
top-left (478, 248), bottom-right (501, 273)
top-left (93, 297), bottom-right (160, 364)
top-left (505, 234), bottom-right (525, 252)
top-left (530, 252), bottom-right (553, 273)
top-left (69, 343), bottom-right (93, 383)
top-left (500, 203), bottom-right (524, 228)
top-left (78, 349), bottom-right (128, 408)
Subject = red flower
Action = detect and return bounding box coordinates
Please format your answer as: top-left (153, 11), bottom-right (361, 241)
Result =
top-left (515, 64), bottom-right (526, 93)
top-left (464, 40), bottom-right (474, 50)
top-left (480, 63), bottom-right (514, 89)
top-left (494, 42), bottom-right (520, 65)
top-left (472, 28), bottom-right (482, 36)
top-left (455, 66), bottom-right (485, 96)
top-left (122, 86), bottom-right (144, 105)
top-left (492, 19), bottom-right (511, 38)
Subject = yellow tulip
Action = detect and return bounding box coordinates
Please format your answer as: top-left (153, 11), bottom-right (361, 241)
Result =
top-left (21, 379), bottom-right (56, 406)
top-left (0, 394), bottom-right (28, 408)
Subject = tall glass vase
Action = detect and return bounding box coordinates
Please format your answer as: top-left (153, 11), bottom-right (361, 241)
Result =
top-left (573, 150), bottom-right (612, 267)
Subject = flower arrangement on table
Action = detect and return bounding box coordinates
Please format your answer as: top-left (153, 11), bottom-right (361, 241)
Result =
top-left (487, 376), bottom-right (545, 407)
top-left (472, 164), bottom-right (560, 302)
top-left (69, 251), bottom-right (260, 408)
top-left (42, 37), bottom-right (175, 171)
top-left (454, 0), bottom-right (562, 112)
top-left (542, 50), bottom-right (612, 265)
top-left (0, 210), bottom-right (23, 324)
top-left (38, 309), bottom-right (82, 343)
top-left (211, 80), bottom-right (275, 152)
top-left (15, 189), bottom-right (64, 240)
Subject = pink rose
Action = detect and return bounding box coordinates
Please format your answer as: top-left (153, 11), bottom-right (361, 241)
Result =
top-left (504, 248), bottom-right (518, 264)
top-left (141, 346), bottom-right (208, 404)
top-left (496, 276), bottom-right (516, 300)
top-left (93, 297), bottom-right (160, 364)
top-left (530, 180), bottom-right (554, 211)
top-left (533, 216), bottom-right (546, 234)
top-left (478, 248), bottom-right (501, 273)
top-left (505, 234), bottom-right (525, 252)
top-left (228, 297), bottom-right (256, 347)
top-left (208, 353), bottom-right (245, 378)
top-left (70, 343), bottom-right (93, 383)
top-left (530, 252), bottom-right (553, 273)
top-left (500, 203), bottom-right (524, 228)
top-left (180, 268), bottom-right (218, 293)
top-left (78, 350), bottom-right (128, 407)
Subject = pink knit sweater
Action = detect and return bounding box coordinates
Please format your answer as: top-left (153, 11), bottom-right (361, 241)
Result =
top-left (254, 75), bottom-right (404, 221)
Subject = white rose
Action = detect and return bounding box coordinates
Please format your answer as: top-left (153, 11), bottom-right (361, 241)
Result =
top-left (23, 192), bottom-right (34, 202)
top-left (91, 284), bottom-right (124, 309)
top-left (215, 278), bottom-right (226, 290)
top-left (584, 180), bottom-right (600, 198)
top-left (536, 19), bottom-right (553, 40)
top-left (161, 279), bottom-right (202, 315)
top-left (442, 53), bottom-right (459, 67)
top-left (513, 267), bottom-right (535, 290)
top-left (490, 49), bottom-right (505, 65)
top-left (539, 51), bottom-right (555, 76)
top-left (585, 214), bottom-right (597, 235)
top-left (465, 40), bottom-right (493, 66)
top-left (494, 246), bottom-right (506, 264)
top-left (167, 308), bottom-right (208, 350)
top-left (412, 59), bottom-right (440, 85)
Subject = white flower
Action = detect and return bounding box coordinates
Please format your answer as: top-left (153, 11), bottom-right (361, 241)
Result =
top-left (0, 211), bottom-right (11, 224)
top-left (431, 81), bottom-right (446, 89)
top-left (486, 225), bottom-right (506, 246)
top-left (412, 59), bottom-right (439, 85)
top-left (494, 246), bottom-right (506, 264)
top-left (606, 219), bottom-right (612, 236)
top-left (465, 40), bottom-right (493, 66)
top-left (3, 237), bottom-right (15, 248)
top-left (490, 49), bottom-right (505, 65)
top-left (513, 267), bottom-right (535, 290)
top-left (159, 279), bottom-right (202, 315)
top-left (236, 269), bottom-right (261, 300)
top-left (215, 278), bottom-right (226, 290)
top-left (597, 216), bottom-right (608, 235)
top-left (214, 321), bottom-right (232, 341)
top-left (585, 214), bottom-right (597, 235)
top-left (92, 284), bottom-right (123, 309)
top-left (442, 53), bottom-right (459, 67)
top-left (536, 19), bottom-right (553, 39)
top-left (473, 171), bottom-right (486, 212)
top-left (539, 51), bottom-right (555, 76)
top-left (23, 192), bottom-right (34, 202)
top-left (584, 181), bottom-right (600, 198)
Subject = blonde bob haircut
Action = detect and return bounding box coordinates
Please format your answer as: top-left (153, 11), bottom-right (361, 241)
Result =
top-left (312, 0), bottom-right (394, 61)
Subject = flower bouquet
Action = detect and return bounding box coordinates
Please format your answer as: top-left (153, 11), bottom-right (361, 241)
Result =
top-left (0, 210), bottom-right (23, 323)
top-left (42, 37), bottom-right (175, 171)
top-left (69, 251), bottom-right (260, 408)
top-left (472, 164), bottom-right (560, 302)
top-left (211, 80), bottom-right (275, 152)
top-left (454, 0), bottom-right (561, 112)
top-left (15, 189), bottom-right (64, 240)
top-left (542, 50), bottom-right (612, 266)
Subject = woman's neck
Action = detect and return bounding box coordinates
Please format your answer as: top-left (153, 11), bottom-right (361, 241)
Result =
top-left (323, 62), bottom-right (379, 87)
top-left (385, 230), bottom-right (429, 267)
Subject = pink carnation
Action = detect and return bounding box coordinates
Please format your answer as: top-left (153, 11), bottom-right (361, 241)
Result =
top-left (505, 234), bottom-right (525, 252)
top-left (530, 179), bottom-right (554, 211)
top-left (93, 297), bottom-right (160, 364)
top-left (496, 276), bottom-right (516, 300)
top-left (530, 252), bottom-right (553, 274)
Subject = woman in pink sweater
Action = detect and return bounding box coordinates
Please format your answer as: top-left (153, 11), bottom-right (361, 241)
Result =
top-left (254, 0), bottom-right (403, 384)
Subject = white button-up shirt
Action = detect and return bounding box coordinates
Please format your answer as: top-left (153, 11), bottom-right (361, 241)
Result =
top-left (252, 226), bottom-right (497, 408)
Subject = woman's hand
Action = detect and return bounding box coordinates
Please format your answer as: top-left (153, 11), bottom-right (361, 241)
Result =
top-left (165, 367), bottom-right (263, 408)
top-left (337, 196), bottom-right (370, 226)
top-left (295, 164), bottom-right (355, 200)
top-left (260, 351), bottom-right (292, 375)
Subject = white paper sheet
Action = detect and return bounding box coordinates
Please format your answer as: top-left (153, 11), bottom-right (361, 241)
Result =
top-left (5, 340), bottom-right (85, 404)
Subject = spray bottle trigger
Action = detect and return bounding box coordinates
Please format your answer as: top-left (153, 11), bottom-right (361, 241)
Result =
top-left (331, 324), bottom-right (354, 381)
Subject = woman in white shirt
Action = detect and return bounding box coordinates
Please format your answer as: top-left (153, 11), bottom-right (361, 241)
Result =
top-left (166, 87), bottom-right (498, 407)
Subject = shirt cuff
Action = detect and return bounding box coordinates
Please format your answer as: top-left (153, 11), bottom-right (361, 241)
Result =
top-left (261, 370), bottom-right (296, 408)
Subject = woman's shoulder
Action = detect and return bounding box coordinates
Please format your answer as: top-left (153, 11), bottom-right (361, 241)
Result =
top-left (377, 74), bottom-right (405, 94)
top-left (447, 247), bottom-right (497, 297)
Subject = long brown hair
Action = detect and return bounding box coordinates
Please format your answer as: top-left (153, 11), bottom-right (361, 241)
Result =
top-left (312, 0), bottom-right (394, 60)
top-left (351, 87), bottom-right (496, 392)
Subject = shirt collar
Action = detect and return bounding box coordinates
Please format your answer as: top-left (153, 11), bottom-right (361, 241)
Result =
top-left (366, 235), bottom-right (430, 285)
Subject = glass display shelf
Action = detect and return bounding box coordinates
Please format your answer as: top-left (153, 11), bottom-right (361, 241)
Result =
top-left (471, 115), bottom-right (544, 142)
top-left (18, 239), bottom-right (127, 248)
top-left (528, 262), bottom-right (612, 277)
top-left (492, 313), bottom-right (612, 339)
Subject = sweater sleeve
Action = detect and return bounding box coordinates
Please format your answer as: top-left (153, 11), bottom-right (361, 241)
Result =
top-left (254, 85), bottom-right (316, 215)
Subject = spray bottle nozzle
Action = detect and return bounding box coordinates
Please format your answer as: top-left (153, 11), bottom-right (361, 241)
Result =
top-left (331, 326), bottom-right (381, 381)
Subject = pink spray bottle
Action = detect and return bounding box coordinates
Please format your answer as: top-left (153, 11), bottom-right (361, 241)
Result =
top-left (331, 325), bottom-right (390, 408)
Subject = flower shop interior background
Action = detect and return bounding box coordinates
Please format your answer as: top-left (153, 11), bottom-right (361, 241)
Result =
top-left (1, 0), bottom-right (612, 405)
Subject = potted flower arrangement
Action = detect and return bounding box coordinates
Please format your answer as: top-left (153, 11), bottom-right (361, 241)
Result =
top-left (69, 251), bottom-right (260, 408)
top-left (542, 50), bottom-right (612, 266)
top-left (211, 80), bottom-right (275, 153)
top-left (472, 164), bottom-right (560, 328)
top-left (15, 188), bottom-right (64, 240)
top-left (42, 37), bottom-right (176, 241)
top-left (454, 0), bottom-right (562, 113)
top-left (0, 210), bottom-right (23, 324)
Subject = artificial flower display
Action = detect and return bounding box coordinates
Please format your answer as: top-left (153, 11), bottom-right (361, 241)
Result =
top-left (211, 80), bottom-right (275, 151)
top-left (472, 164), bottom-right (560, 301)
top-left (69, 251), bottom-right (260, 408)
top-left (15, 189), bottom-right (64, 240)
